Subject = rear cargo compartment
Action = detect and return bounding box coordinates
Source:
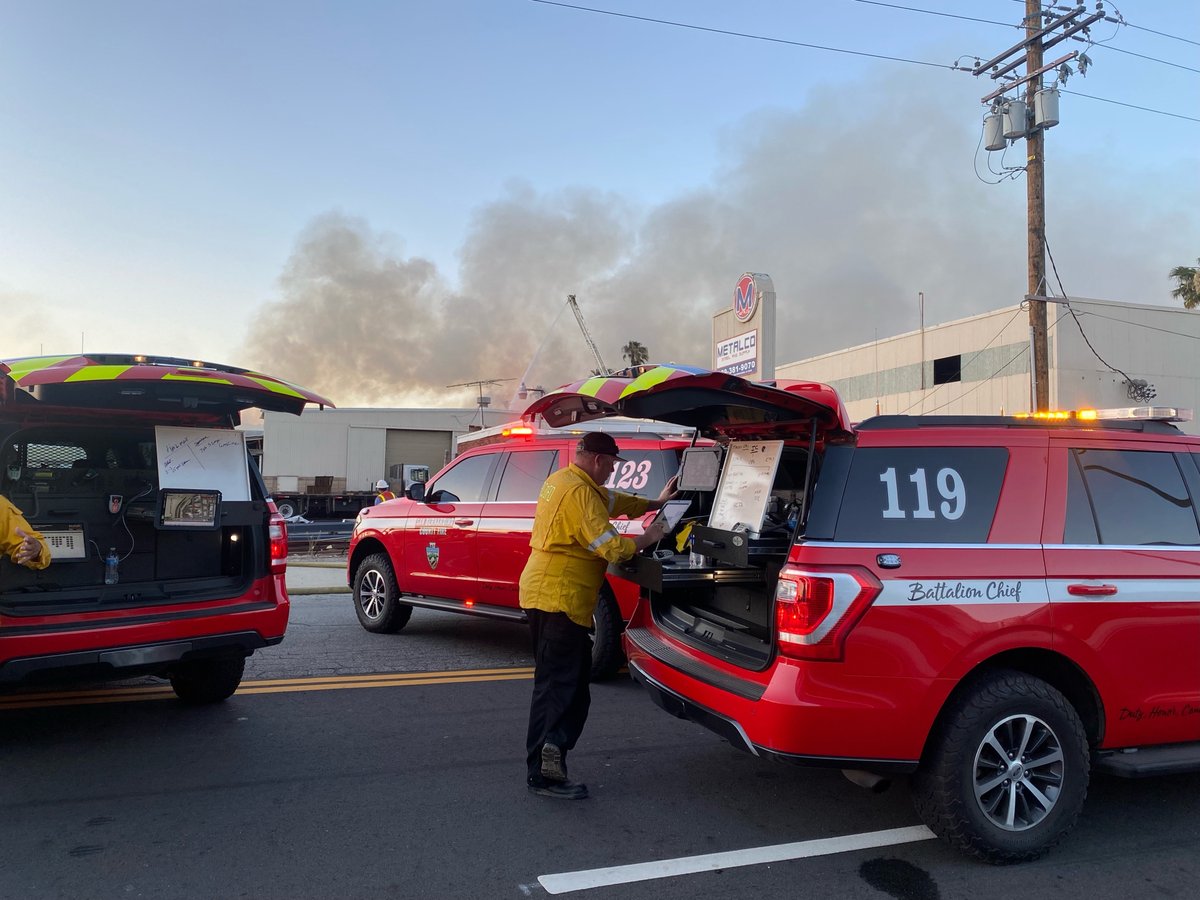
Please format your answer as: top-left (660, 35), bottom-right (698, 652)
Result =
top-left (1, 422), bottom-right (265, 613)
top-left (613, 444), bottom-right (817, 670)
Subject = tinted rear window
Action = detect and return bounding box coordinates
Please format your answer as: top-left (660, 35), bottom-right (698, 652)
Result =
top-left (832, 447), bottom-right (1008, 543)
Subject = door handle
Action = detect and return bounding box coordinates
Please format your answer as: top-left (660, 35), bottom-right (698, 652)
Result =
top-left (1067, 583), bottom-right (1118, 596)
top-left (453, 518), bottom-right (475, 527)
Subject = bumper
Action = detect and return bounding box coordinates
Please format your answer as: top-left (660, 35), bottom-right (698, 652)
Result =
top-left (629, 659), bottom-right (919, 774)
top-left (626, 626), bottom-right (926, 769)
top-left (0, 631), bottom-right (278, 684)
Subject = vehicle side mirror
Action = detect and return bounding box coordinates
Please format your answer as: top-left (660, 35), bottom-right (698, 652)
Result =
top-left (406, 482), bottom-right (426, 501)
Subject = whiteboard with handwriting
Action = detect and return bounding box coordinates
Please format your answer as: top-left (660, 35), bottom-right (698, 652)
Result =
top-left (707, 441), bottom-right (783, 534)
top-left (155, 427), bottom-right (250, 501)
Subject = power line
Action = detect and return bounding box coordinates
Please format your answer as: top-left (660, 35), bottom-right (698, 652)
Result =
top-left (1059, 88), bottom-right (1200, 122)
top-left (1084, 40), bottom-right (1200, 75)
top-left (1010, 0), bottom-right (1200, 47)
top-left (530, 0), bottom-right (955, 69)
top-left (853, 0), bottom-right (1012, 29)
top-left (532, 2), bottom-right (1200, 123)
top-left (1069, 310), bottom-right (1200, 343)
top-left (899, 306), bottom-right (1027, 414)
top-left (1123, 20), bottom-right (1200, 48)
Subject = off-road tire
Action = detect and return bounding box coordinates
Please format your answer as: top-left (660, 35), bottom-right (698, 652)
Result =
top-left (590, 588), bottom-right (624, 681)
top-left (353, 552), bottom-right (413, 633)
top-left (170, 656), bottom-right (246, 705)
top-left (912, 669), bottom-right (1089, 864)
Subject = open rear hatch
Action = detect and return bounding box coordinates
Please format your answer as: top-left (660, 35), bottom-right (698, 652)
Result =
top-left (0, 354), bottom-right (332, 614)
top-left (524, 365), bottom-right (852, 669)
top-left (522, 363), bottom-right (850, 440)
top-left (1, 354), bottom-right (333, 417)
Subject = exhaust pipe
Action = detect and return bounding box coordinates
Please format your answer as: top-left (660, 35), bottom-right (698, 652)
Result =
top-left (842, 769), bottom-right (892, 793)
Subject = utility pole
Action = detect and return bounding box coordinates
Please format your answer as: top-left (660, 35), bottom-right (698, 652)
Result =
top-left (1025, 0), bottom-right (1049, 412)
top-left (973, 2), bottom-right (1105, 412)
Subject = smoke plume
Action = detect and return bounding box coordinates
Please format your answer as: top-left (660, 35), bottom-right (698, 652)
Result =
top-left (238, 72), bottom-right (1198, 410)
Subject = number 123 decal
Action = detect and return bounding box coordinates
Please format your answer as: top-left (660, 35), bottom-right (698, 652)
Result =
top-left (605, 459), bottom-right (652, 491)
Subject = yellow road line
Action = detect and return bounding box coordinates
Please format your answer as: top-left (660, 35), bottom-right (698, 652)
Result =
top-left (0, 667), bottom-right (535, 710)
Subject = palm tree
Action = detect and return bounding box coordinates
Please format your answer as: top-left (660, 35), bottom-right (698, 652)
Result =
top-left (1170, 258), bottom-right (1200, 309)
top-left (621, 340), bottom-right (649, 367)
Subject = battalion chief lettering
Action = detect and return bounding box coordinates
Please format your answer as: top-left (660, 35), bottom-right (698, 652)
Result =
top-left (907, 580), bottom-right (1024, 602)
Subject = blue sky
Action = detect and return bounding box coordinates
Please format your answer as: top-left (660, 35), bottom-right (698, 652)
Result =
top-left (2, 1), bottom-right (1197, 407)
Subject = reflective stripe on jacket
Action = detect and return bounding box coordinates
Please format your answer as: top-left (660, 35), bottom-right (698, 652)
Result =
top-left (519, 463), bottom-right (650, 627)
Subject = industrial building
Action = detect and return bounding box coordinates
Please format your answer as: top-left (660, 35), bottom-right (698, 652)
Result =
top-left (256, 296), bottom-right (1200, 492)
top-left (257, 406), bottom-right (512, 496)
top-left (777, 296), bottom-right (1200, 434)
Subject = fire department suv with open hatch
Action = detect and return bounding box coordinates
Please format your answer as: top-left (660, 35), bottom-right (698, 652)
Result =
top-left (523, 363), bottom-right (1200, 864)
top-left (1, 354), bottom-right (330, 702)
top-left (347, 425), bottom-right (690, 679)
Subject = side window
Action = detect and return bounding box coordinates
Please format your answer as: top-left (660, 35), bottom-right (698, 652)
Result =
top-left (495, 450), bottom-right (558, 502)
top-left (1066, 449), bottom-right (1199, 546)
top-left (427, 454), bottom-right (496, 503)
top-left (602, 449), bottom-right (680, 499)
top-left (833, 447), bottom-right (1008, 543)
top-left (1063, 454), bottom-right (1099, 544)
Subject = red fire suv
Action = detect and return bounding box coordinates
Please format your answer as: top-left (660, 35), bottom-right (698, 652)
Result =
top-left (0, 354), bottom-right (331, 702)
top-left (523, 364), bottom-right (1200, 864)
top-left (347, 424), bottom-right (692, 679)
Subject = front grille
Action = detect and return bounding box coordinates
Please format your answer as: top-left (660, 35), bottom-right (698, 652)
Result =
top-left (625, 627), bottom-right (766, 701)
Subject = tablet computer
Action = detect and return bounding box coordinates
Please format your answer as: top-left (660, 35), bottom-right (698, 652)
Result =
top-left (655, 498), bottom-right (691, 531)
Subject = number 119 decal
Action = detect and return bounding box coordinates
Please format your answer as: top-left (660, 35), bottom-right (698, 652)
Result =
top-left (880, 467), bottom-right (966, 520)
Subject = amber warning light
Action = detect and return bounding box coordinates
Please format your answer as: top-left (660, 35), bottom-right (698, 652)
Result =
top-left (1015, 406), bottom-right (1192, 423)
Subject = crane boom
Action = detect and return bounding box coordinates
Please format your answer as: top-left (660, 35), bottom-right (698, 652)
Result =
top-left (567, 294), bottom-right (609, 375)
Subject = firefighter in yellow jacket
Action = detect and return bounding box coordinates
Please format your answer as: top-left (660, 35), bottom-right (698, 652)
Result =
top-left (521, 431), bottom-right (677, 799)
top-left (1, 495), bottom-right (50, 573)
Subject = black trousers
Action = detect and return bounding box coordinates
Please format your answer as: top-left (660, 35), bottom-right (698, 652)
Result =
top-left (525, 609), bottom-right (592, 784)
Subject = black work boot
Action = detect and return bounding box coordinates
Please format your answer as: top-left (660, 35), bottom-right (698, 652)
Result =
top-left (540, 742), bottom-right (568, 783)
top-left (527, 779), bottom-right (588, 800)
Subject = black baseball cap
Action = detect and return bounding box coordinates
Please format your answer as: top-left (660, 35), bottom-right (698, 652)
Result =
top-left (577, 432), bottom-right (626, 461)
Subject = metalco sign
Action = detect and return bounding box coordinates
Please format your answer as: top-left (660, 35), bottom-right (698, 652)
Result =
top-left (734, 274), bottom-right (757, 322)
top-left (715, 330), bottom-right (757, 376)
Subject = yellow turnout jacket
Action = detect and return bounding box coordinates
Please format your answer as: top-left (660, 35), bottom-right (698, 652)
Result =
top-left (1, 496), bottom-right (50, 571)
top-left (519, 463), bottom-right (650, 627)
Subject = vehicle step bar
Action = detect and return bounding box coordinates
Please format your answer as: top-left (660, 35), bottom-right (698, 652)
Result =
top-left (398, 593), bottom-right (527, 622)
top-left (1093, 742), bottom-right (1200, 778)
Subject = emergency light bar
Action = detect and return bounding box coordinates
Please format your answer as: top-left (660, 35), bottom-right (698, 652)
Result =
top-left (1015, 406), bottom-right (1193, 423)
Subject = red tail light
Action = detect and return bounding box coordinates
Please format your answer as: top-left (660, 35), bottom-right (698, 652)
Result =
top-left (774, 566), bottom-right (881, 661)
top-left (267, 501), bottom-right (288, 575)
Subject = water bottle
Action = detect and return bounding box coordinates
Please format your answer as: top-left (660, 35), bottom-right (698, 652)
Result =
top-left (104, 548), bottom-right (119, 585)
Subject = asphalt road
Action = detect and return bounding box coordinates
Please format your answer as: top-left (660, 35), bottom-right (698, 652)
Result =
top-left (1, 591), bottom-right (1197, 899)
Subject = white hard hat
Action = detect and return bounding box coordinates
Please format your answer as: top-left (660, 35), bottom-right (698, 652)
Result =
top-left (375, 479), bottom-right (390, 490)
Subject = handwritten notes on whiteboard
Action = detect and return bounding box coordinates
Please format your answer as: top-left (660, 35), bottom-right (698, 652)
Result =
top-left (707, 441), bottom-right (784, 534)
top-left (155, 427), bottom-right (251, 501)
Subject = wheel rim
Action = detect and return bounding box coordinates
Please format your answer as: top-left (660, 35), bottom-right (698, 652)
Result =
top-left (973, 713), bottom-right (1065, 832)
top-left (358, 569), bottom-right (387, 620)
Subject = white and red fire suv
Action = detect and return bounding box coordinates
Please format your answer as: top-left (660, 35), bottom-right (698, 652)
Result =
top-left (521, 364), bottom-right (1200, 864)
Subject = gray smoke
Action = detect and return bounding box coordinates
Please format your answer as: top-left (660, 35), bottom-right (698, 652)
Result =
top-left (238, 71), bottom-right (1198, 409)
